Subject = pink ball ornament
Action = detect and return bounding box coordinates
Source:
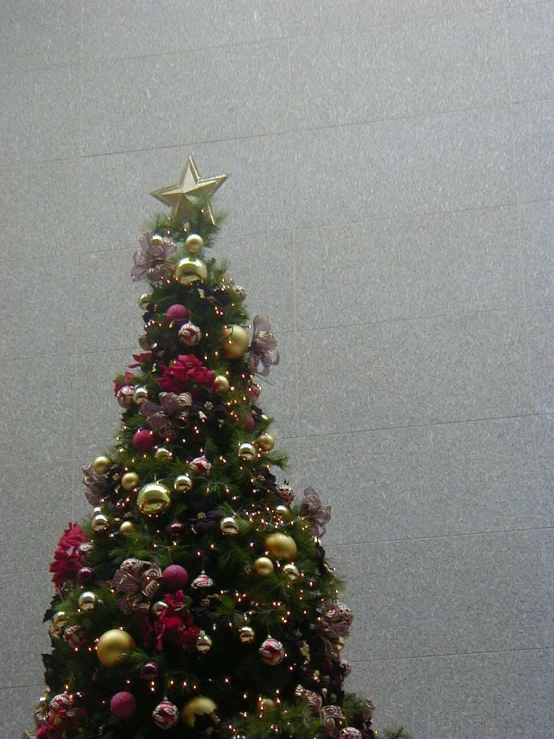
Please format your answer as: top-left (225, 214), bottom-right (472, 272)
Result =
top-left (166, 304), bottom-right (189, 323)
top-left (77, 566), bottom-right (94, 584)
top-left (152, 700), bottom-right (179, 729)
top-left (133, 428), bottom-right (155, 452)
top-left (178, 321), bottom-right (202, 346)
top-left (140, 661), bottom-right (159, 680)
top-left (162, 564), bottom-right (188, 591)
top-left (167, 522), bottom-right (184, 539)
top-left (110, 691), bottom-right (137, 719)
top-left (243, 414), bottom-right (256, 432)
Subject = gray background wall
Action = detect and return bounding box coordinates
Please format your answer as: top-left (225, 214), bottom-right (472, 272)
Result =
top-left (0, 1), bottom-right (552, 737)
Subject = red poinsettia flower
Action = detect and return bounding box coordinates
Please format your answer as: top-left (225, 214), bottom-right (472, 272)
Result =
top-left (129, 352), bottom-right (152, 368)
top-left (157, 354), bottom-right (215, 392)
top-left (113, 370), bottom-right (134, 395)
top-left (49, 524), bottom-right (87, 590)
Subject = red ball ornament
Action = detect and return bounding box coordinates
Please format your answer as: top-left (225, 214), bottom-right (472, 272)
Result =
top-left (133, 428), bottom-right (155, 452)
top-left (162, 564), bottom-right (189, 591)
top-left (152, 700), bottom-right (179, 729)
top-left (110, 691), bottom-right (137, 719)
top-left (259, 637), bottom-right (285, 665)
top-left (243, 414), bottom-right (256, 432)
top-left (166, 304), bottom-right (189, 323)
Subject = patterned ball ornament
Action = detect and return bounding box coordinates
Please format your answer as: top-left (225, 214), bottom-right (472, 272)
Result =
top-left (49, 693), bottom-right (73, 716)
top-left (63, 625), bottom-right (86, 649)
top-left (153, 700), bottom-right (179, 730)
top-left (238, 624), bottom-right (255, 643)
top-left (117, 386), bottom-right (135, 407)
top-left (179, 321), bottom-right (202, 346)
top-left (259, 637), bottom-right (285, 666)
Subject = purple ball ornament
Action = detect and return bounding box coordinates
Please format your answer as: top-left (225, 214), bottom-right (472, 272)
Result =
top-left (152, 700), bottom-right (179, 730)
top-left (110, 691), bottom-right (137, 719)
top-left (162, 564), bottom-right (188, 591)
top-left (166, 304), bottom-right (189, 323)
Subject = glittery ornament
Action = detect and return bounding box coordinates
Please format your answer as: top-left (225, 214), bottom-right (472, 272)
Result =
top-left (133, 428), bottom-right (155, 452)
top-left (49, 693), bottom-right (73, 715)
top-left (110, 692), bottom-right (137, 719)
top-left (166, 304), bottom-right (189, 323)
top-left (152, 700), bottom-right (179, 729)
top-left (162, 564), bottom-right (188, 591)
top-left (276, 483), bottom-right (295, 505)
top-left (259, 637), bottom-right (285, 666)
top-left (340, 729), bottom-right (362, 739)
top-left (117, 385), bottom-right (135, 408)
top-left (179, 321), bottom-right (202, 346)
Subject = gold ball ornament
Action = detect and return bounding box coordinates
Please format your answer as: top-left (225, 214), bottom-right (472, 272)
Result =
top-left (283, 563), bottom-right (300, 581)
top-left (91, 513), bottom-right (110, 532)
top-left (256, 433), bottom-right (275, 452)
top-left (121, 471), bottom-right (140, 491)
top-left (174, 474), bottom-right (193, 493)
top-left (181, 696), bottom-right (218, 728)
top-left (96, 629), bottom-right (135, 667)
top-left (275, 504), bottom-right (292, 519)
top-left (220, 325), bottom-right (250, 359)
top-left (220, 516), bottom-right (239, 535)
top-left (154, 446), bottom-right (173, 462)
top-left (133, 386), bottom-right (148, 405)
top-left (213, 375), bottom-right (230, 394)
top-left (196, 630), bottom-right (213, 653)
top-left (78, 591), bottom-right (97, 613)
top-left (175, 256), bottom-right (208, 285)
top-left (238, 624), bottom-right (255, 643)
top-left (253, 556), bottom-right (274, 577)
top-left (337, 636), bottom-right (346, 651)
top-left (92, 455), bottom-right (111, 475)
top-left (265, 533), bottom-right (297, 561)
top-left (119, 520), bottom-right (135, 535)
top-left (185, 233), bottom-right (204, 254)
top-left (258, 697), bottom-right (276, 712)
top-left (238, 442), bottom-right (257, 461)
top-left (137, 482), bottom-right (171, 515)
top-left (138, 293), bottom-right (152, 311)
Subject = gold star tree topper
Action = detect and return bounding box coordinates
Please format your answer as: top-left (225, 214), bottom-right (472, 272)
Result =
top-left (150, 156), bottom-right (228, 225)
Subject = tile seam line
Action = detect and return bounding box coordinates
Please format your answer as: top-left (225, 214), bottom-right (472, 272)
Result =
top-left (76, 95), bottom-right (554, 160)
top-left (345, 644), bottom-right (551, 664)
top-left (12, 0), bottom-right (520, 75)
top-left (326, 525), bottom-right (554, 548)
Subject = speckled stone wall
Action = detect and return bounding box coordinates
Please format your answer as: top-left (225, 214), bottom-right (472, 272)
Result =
top-left (1, 2), bottom-right (553, 737)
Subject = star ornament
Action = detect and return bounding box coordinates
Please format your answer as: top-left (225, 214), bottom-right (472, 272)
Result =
top-left (150, 156), bottom-right (228, 225)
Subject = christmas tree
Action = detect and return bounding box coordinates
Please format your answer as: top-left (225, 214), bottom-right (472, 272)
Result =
top-left (28, 158), bottom-right (403, 739)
